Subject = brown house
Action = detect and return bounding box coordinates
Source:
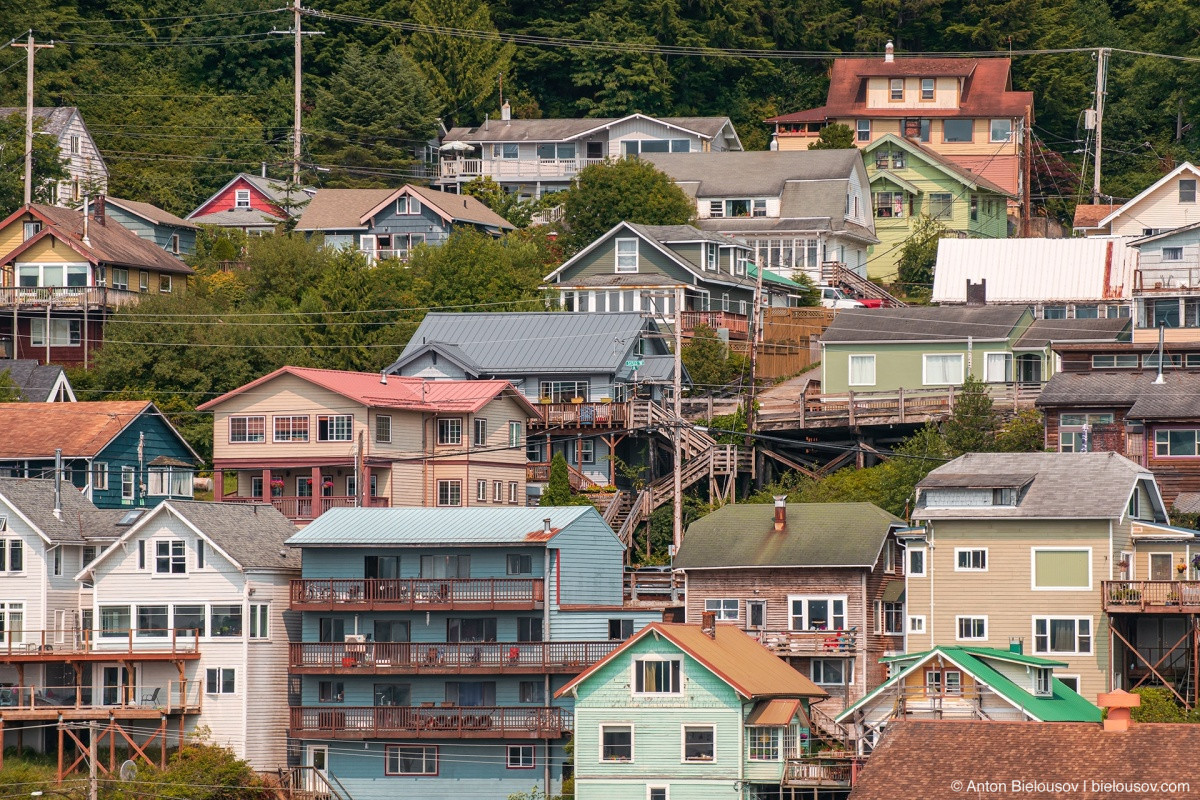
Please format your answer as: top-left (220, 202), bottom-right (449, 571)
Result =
top-left (673, 499), bottom-right (907, 714)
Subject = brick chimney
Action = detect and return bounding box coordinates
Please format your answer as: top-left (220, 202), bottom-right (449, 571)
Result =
top-left (965, 279), bottom-right (986, 306)
top-left (94, 194), bottom-right (106, 226)
top-left (1097, 689), bottom-right (1141, 732)
top-left (700, 611), bottom-right (717, 639)
top-left (774, 495), bottom-right (788, 532)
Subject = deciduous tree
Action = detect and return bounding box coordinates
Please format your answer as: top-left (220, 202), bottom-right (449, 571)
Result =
top-left (560, 158), bottom-right (693, 253)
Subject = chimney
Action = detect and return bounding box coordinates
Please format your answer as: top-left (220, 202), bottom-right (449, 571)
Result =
top-left (543, 518), bottom-right (552, 536)
top-left (94, 195), bottom-right (105, 226)
top-left (81, 195), bottom-right (90, 246)
top-left (53, 448), bottom-right (62, 520)
top-left (484, 113), bottom-right (489, 132)
top-left (965, 279), bottom-right (987, 306)
top-left (773, 495), bottom-right (788, 532)
top-left (262, 161), bottom-right (268, 178)
top-left (380, 369), bottom-right (388, 385)
top-left (885, 40), bottom-right (895, 63)
top-left (1097, 689), bottom-right (1141, 732)
top-left (700, 611), bottom-right (717, 639)
top-left (501, 101), bottom-right (511, 122)
top-left (1008, 637), bottom-right (1023, 655)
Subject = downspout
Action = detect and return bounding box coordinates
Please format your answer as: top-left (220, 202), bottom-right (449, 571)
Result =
top-left (860, 571), bottom-right (867, 700)
top-left (543, 529), bottom-right (552, 797)
top-left (928, 522), bottom-right (936, 647)
top-left (737, 699), bottom-right (746, 798)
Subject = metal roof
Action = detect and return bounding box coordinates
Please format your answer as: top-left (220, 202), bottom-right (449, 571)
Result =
top-left (821, 305), bottom-right (1027, 343)
top-left (286, 506), bottom-right (603, 547)
top-left (933, 237), bottom-right (1138, 304)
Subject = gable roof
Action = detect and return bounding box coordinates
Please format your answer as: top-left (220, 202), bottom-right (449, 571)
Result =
top-left (557, 623), bottom-right (827, 700)
top-left (865, 134), bottom-right (1013, 196)
top-left (0, 477), bottom-right (103, 544)
top-left (915, 452), bottom-right (1157, 520)
top-left (1013, 317), bottom-right (1131, 348)
top-left (197, 366), bottom-right (538, 417)
top-left (187, 173), bottom-right (311, 222)
top-left (0, 359), bottom-right (73, 402)
top-left (1073, 202), bottom-right (1121, 231)
top-left (642, 149), bottom-right (864, 197)
top-left (286, 505), bottom-right (605, 548)
top-left (933, 237), bottom-right (1137, 304)
top-left (0, 106), bottom-right (79, 137)
top-left (674, 502), bottom-right (902, 569)
top-left (1096, 162), bottom-right (1200, 230)
top-left (444, 114), bottom-right (739, 145)
top-left (403, 185), bottom-right (514, 230)
top-left (850, 720), bottom-right (1200, 800)
top-left (0, 401), bottom-right (200, 462)
top-left (821, 305), bottom-right (1028, 344)
top-left (1130, 219), bottom-right (1200, 246)
top-left (104, 197), bottom-right (198, 230)
top-left (1036, 371), bottom-right (1200, 417)
top-left (293, 188), bottom-right (394, 231)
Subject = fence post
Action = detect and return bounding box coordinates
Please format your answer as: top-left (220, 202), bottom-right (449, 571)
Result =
top-left (898, 388), bottom-right (906, 423)
top-left (848, 391), bottom-right (856, 426)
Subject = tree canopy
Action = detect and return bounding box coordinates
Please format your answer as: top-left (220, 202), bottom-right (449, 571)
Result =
top-left (808, 123), bottom-right (855, 150)
top-left (559, 158), bottom-right (694, 253)
top-left (0, 115), bottom-right (67, 218)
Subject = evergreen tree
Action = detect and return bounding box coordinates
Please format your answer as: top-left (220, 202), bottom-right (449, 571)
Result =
top-left (539, 453), bottom-right (594, 507)
top-left (0, 116), bottom-right (67, 216)
top-left (896, 215), bottom-right (947, 291)
top-left (560, 158), bottom-right (693, 253)
top-left (808, 123), bottom-right (855, 150)
top-left (681, 324), bottom-right (749, 393)
top-left (942, 375), bottom-right (998, 456)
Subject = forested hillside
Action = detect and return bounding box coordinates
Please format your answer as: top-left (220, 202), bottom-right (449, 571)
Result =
top-left (1, 0), bottom-right (1198, 217)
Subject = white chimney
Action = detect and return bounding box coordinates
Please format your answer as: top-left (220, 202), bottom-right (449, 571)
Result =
top-left (885, 40), bottom-right (895, 63)
top-left (53, 448), bottom-right (63, 520)
top-left (501, 101), bottom-right (511, 122)
top-left (380, 370), bottom-right (388, 385)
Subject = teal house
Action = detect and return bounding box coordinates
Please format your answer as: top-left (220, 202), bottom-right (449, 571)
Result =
top-left (103, 196), bottom-right (199, 257)
top-left (0, 400), bottom-right (200, 508)
top-left (285, 506), bottom-right (662, 800)
top-left (557, 619), bottom-right (833, 800)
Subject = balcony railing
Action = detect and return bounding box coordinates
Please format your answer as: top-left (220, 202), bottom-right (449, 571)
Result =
top-left (438, 157), bottom-right (607, 181)
top-left (0, 286), bottom-right (143, 310)
top-left (0, 628), bottom-right (200, 660)
top-left (289, 641), bottom-right (619, 673)
top-left (526, 461), bottom-right (603, 491)
top-left (289, 705), bottom-right (572, 739)
top-left (291, 578), bottom-right (543, 611)
top-left (1103, 580), bottom-right (1200, 612)
top-left (783, 757), bottom-right (864, 787)
top-left (222, 495), bottom-right (389, 521)
top-left (530, 401), bottom-right (630, 430)
top-left (0, 680), bottom-right (201, 713)
top-left (679, 310), bottom-right (749, 339)
top-left (747, 629), bottom-right (859, 656)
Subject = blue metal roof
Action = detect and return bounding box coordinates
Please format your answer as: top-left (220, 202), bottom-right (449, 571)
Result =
top-left (286, 506), bottom-right (601, 547)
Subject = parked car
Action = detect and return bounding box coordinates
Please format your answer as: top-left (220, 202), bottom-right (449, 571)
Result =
top-left (818, 286), bottom-right (867, 309)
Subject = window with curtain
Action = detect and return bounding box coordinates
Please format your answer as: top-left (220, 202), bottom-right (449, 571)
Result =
top-left (923, 354), bottom-right (964, 385)
top-left (1034, 617), bottom-right (1091, 654)
top-left (984, 352), bottom-right (1012, 383)
top-left (634, 658), bottom-right (681, 693)
top-left (848, 355), bottom-right (876, 386)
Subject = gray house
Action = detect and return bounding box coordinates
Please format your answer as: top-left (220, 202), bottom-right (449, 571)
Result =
top-left (295, 184), bottom-right (514, 260)
top-left (386, 312), bottom-right (684, 491)
top-left (0, 107), bottom-right (107, 205)
top-left (102, 196), bottom-right (199, 256)
top-left (0, 359), bottom-right (74, 401)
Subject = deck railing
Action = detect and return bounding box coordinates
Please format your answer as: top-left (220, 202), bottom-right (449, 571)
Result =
top-left (679, 310), bottom-right (749, 338)
top-left (0, 286), bottom-right (143, 310)
top-left (783, 757), bottom-right (863, 787)
top-left (1103, 580), bottom-right (1200, 611)
top-left (623, 569), bottom-right (684, 603)
top-left (783, 383), bottom-right (1045, 429)
top-left (748, 629), bottom-right (858, 655)
top-left (530, 401), bottom-right (630, 429)
top-left (222, 495), bottom-right (389, 521)
top-left (289, 641), bottom-right (618, 672)
top-left (438, 157), bottom-right (606, 181)
top-left (0, 628), bottom-right (200, 659)
top-left (0, 680), bottom-right (201, 713)
top-left (290, 578), bottom-right (543, 610)
top-left (289, 705), bottom-right (572, 738)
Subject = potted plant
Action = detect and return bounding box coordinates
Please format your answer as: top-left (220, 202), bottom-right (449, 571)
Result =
top-left (1178, 560), bottom-right (1188, 575)
top-left (1192, 554), bottom-right (1200, 577)
top-left (270, 477), bottom-right (284, 498)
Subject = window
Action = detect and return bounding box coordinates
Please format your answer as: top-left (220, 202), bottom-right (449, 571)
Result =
top-left (121, 467), bottom-right (136, 502)
top-left (609, 619), bottom-right (634, 640)
top-left (1156, 429), bottom-right (1200, 457)
top-left (229, 416), bottom-right (266, 443)
top-left (159, 275), bottom-right (172, 293)
top-left (956, 616), bottom-right (987, 641)
top-left (436, 480), bottom-right (462, 507)
top-left (473, 418), bottom-right (487, 447)
top-left (155, 540), bottom-right (186, 575)
top-left (374, 683), bottom-right (410, 705)
top-left (634, 658), bottom-right (681, 694)
top-left (210, 605), bottom-right (243, 637)
top-left (375, 414), bottom-right (392, 443)
top-left (507, 554), bottom-right (533, 575)
top-left (99, 605), bottom-right (130, 638)
top-left (926, 669), bottom-right (962, 695)
top-left (883, 602), bottom-right (904, 634)
top-left (874, 191), bottom-right (904, 219)
top-left (517, 617), bottom-right (543, 642)
top-left (318, 680), bottom-right (344, 702)
top-left (1150, 552), bottom-right (1173, 581)
top-left (1059, 412), bottom-right (1114, 453)
top-left (889, 78), bottom-right (904, 100)
top-left (811, 659), bottom-right (851, 685)
top-left (990, 119), bottom-right (1013, 142)
top-left (704, 599), bottom-right (739, 621)
top-left (0, 601), bottom-right (23, 645)
top-left (173, 605), bottom-right (205, 637)
top-left (856, 120), bottom-right (870, 142)
top-left (509, 481), bottom-right (518, 504)
top-left (317, 415), bottom-right (353, 442)
top-left (908, 547), bottom-right (926, 577)
top-left (789, 596), bottom-right (846, 631)
top-left (249, 604), bottom-right (269, 638)
top-left (921, 78), bottom-right (935, 100)
top-left (1032, 548), bottom-right (1091, 590)
top-left (386, 745), bottom-right (437, 776)
top-left (49, 546), bottom-right (61, 577)
top-left (1057, 675), bottom-right (1081, 693)
top-left (449, 682), bottom-right (516, 710)
top-left (848, 354), bottom-right (876, 386)
top-left (615, 238), bottom-right (639, 273)
top-left (1033, 668), bottom-right (1053, 696)
top-left (30, 319), bottom-right (81, 347)
top-left (169, 234), bottom-right (180, 255)
top-left (1181, 179), bottom-right (1197, 203)
top-left (493, 143), bottom-right (520, 159)
top-left (234, 190), bottom-right (251, 209)
top-left (943, 119), bottom-right (974, 142)
top-left (493, 480), bottom-right (503, 502)
top-left (364, 555), bottom-right (400, 580)
top-left (982, 352), bottom-right (1012, 383)
top-left (273, 416), bottom-right (309, 442)
top-left (423, 554), bottom-right (470, 578)
top-left (205, 668), bottom-right (235, 694)
top-left (508, 421), bottom-right (522, 448)
top-left (507, 745), bottom-right (535, 769)
top-left (1145, 352), bottom-right (1183, 369)
top-left (748, 727), bottom-right (780, 761)
top-left (956, 548), bottom-right (987, 571)
top-left (437, 418), bottom-right (463, 446)
top-left (540, 381), bottom-right (589, 403)
top-left (1034, 617), bottom-right (1092, 655)
top-left (396, 195), bottom-right (422, 215)
top-left (923, 353), bottom-right (964, 385)
top-left (318, 618), bottom-right (345, 642)
top-left (904, 118), bottom-right (932, 142)
top-left (22, 221), bottom-right (40, 240)
top-left (196, 540), bottom-right (205, 570)
top-left (446, 617), bottom-right (494, 643)
top-left (476, 479), bottom-right (487, 502)
top-left (601, 725), bottom-right (633, 761)
top-left (908, 615), bottom-right (926, 634)
top-left (112, 268), bottom-right (129, 290)
top-left (683, 725), bottom-right (715, 761)
top-left (1163, 247), bottom-right (1184, 262)
top-left (970, 195), bottom-right (979, 221)
top-left (929, 192), bottom-right (953, 219)
top-left (518, 681), bottom-right (545, 703)
top-left (0, 539), bottom-right (23, 573)
top-left (707, 244), bottom-right (718, 271)
top-left (1091, 354), bottom-right (1139, 369)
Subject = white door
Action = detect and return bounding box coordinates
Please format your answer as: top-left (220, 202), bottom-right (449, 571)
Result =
top-left (305, 745), bottom-right (329, 792)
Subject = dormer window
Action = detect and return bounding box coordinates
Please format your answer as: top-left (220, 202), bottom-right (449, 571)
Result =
top-left (992, 488), bottom-right (1016, 506)
top-left (1033, 668), bottom-right (1053, 696)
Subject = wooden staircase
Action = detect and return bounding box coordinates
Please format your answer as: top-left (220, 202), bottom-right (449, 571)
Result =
top-left (823, 262), bottom-right (907, 308)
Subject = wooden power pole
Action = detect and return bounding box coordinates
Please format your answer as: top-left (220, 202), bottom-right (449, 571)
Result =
top-left (10, 32), bottom-right (54, 206)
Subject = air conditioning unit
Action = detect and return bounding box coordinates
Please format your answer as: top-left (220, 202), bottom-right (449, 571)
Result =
top-left (344, 634), bottom-right (366, 643)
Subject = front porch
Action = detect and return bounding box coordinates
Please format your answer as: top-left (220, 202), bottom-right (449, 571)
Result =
top-left (215, 464), bottom-right (391, 522)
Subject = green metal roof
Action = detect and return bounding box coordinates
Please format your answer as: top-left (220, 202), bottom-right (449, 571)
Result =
top-left (880, 646), bottom-right (1067, 668)
top-left (286, 506), bottom-right (604, 547)
top-left (674, 502), bottom-right (902, 569)
top-left (748, 264), bottom-right (805, 289)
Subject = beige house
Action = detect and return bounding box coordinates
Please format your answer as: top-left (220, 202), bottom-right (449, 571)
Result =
top-left (1074, 162), bottom-right (1200, 237)
top-left (198, 366), bottom-right (537, 523)
top-left (902, 452), bottom-right (1182, 702)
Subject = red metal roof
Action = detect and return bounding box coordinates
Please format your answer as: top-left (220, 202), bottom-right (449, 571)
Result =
top-left (197, 366), bottom-right (538, 416)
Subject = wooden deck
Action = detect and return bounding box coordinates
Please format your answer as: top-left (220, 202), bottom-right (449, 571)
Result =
top-left (289, 705), bottom-right (572, 739)
top-left (289, 641), bottom-right (618, 674)
top-left (0, 628), bottom-right (200, 663)
top-left (290, 578), bottom-right (544, 611)
top-left (1103, 580), bottom-right (1200, 613)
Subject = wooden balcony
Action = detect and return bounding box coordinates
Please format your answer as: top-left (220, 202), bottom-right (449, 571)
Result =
top-left (526, 461), bottom-right (603, 491)
top-left (0, 286), bottom-right (143, 310)
top-left (623, 569), bottom-right (684, 604)
top-left (1103, 580), bottom-right (1200, 613)
top-left (0, 628), bottom-right (200, 663)
top-left (222, 494), bottom-right (389, 522)
top-left (290, 578), bottom-right (544, 611)
top-left (783, 756), bottom-right (864, 788)
top-left (0, 680), bottom-right (201, 719)
top-left (289, 640), bottom-right (619, 674)
top-left (438, 157), bottom-right (606, 182)
top-left (289, 705), bottom-right (572, 740)
top-left (680, 310), bottom-right (749, 339)
top-left (530, 401), bottom-right (631, 430)
top-left (748, 629), bottom-right (858, 656)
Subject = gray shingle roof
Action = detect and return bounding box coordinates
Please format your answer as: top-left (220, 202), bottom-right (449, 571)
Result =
top-left (1126, 373), bottom-right (1200, 419)
top-left (821, 305), bottom-right (1028, 343)
top-left (0, 107), bottom-right (77, 137)
top-left (287, 506), bottom-right (602, 547)
top-left (915, 452), bottom-right (1151, 520)
top-left (643, 150), bottom-right (864, 196)
top-left (443, 116), bottom-right (735, 143)
top-left (1035, 372), bottom-right (1151, 408)
top-left (674, 502), bottom-right (902, 569)
top-left (165, 501), bottom-right (299, 570)
top-left (0, 359), bottom-right (67, 402)
top-left (1014, 317), bottom-right (1130, 348)
top-left (104, 197), bottom-right (199, 230)
top-left (189, 208), bottom-right (286, 227)
top-left (0, 477), bottom-right (98, 543)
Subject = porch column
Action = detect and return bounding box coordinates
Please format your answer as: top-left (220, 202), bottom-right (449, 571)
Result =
top-left (312, 466), bottom-right (322, 515)
top-left (363, 465), bottom-right (372, 507)
top-left (213, 470), bottom-right (223, 501)
top-left (261, 469), bottom-right (271, 502)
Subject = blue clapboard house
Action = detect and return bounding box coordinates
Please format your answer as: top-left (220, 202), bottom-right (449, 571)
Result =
top-left (285, 506), bottom-right (663, 800)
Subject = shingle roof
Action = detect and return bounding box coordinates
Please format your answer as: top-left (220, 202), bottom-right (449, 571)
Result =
top-left (0, 359), bottom-right (68, 402)
top-left (443, 115), bottom-right (736, 143)
top-left (915, 452), bottom-right (1151, 520)
top-left (0, 401), bottom-right (160, 458)
top-left (820, 305), bottom-right (1027, 343)
top-left (188, 208), bottom-right (286, 227)
top-left (286, 506), bottom-right (602, 547)
top-left (0, 107), bottom-right (77, 137)
top-left (850, 720), bottom-right (1200, 800)
top-left (643, 150), bottom-right (864, 197)
top-left (1072, 202), bottom-right (1121, 230)
top-left (0, 477), bottom-right (99, 543)
top-left (104, 197), bottom-right (198, 230)
top-left (1014, 318), bottom-right (1131, 348)
top-left (164, 501), bottom-right (299, 570)
top-left (1126, 373), bottom-right (1200, 419)
top-left (674, 502), bottom-right (902, 569)
top-left (406, 185), bottom-right (515, 230)
top-left (868, 134), bottom-right (1013, 196)
top-left (294, 189), bottom-right (394, 230)
top-left (197, 366), bottom-right (537, 416)
top-left (1036, 371), bottom-right (1154, 409)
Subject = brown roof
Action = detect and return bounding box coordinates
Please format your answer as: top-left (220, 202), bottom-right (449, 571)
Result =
top-left (851, 720), bottom-right (1200, 800)
top-left (1073, 203), bottom-right (1121, 230)
top-left (294, 189), bottom-right (395, 231)
top-left (0, 401), bottom-right (155, 458)
top-left (104, 197), bottom-right (198, 230)
top-left (767, 57), bottom-right (1032, 123)
top-left (746, 698), bottom-right (801, 726)
top-left (406, 185), bottom-right (514, 230)
top-left (557, 623), bottom-right (827, 700)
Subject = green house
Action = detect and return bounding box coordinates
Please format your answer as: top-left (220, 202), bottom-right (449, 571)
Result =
top-left (864, 134), bottom-right (1012, 280)
top-left (557, 622), bottom-right (832, 799)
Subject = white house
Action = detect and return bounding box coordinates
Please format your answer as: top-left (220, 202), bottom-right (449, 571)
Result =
top-left (0, 107), bottom-right (108, 205)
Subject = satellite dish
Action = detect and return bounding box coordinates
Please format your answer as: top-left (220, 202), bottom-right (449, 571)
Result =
top-left (119, 760), bottom-right (138, 782)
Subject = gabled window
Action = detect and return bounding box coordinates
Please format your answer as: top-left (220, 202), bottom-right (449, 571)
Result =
top-left (1181, 179), bottom-right (1197, 204)
top-left (633, 657), bottom-right (681, 694)
top-left (615, 238), bottom-right (639, 273)
top-left (1033, 668), bottom-right (1053, 696)
top-left (234, 190), bottom-right (251, 209)
top-left (154, 540), bottom-right (186, 575)
top-left (396, 195), bottom-right (422, 215)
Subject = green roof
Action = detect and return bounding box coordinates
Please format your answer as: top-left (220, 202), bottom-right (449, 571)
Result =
top-left (748, 264), bottom-right (805, 290)
top-left (674, 502), bottom-right (902, 569)
top-left (839, 646), bottom-right (1102, 724)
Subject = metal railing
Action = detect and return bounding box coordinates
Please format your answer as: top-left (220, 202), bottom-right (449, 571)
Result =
top-left (0, 628), bottom-right (200, 658)
top-left (0, 680), bottom-right (200, 712)
top-left (289, 641), bottom-right (618, 671)
top-left (289, 705), bottom-right (572, 738)
top-left (222, 495), bottom-right (389, 520)
top-left (0, 286), bottom-right (143, 309)
top-left (290, 578), bottom-right (544, 610)
top-left (1103, 580), bottom-right (1200, 611)
top-left (438, 157), bottom-right (606, 181)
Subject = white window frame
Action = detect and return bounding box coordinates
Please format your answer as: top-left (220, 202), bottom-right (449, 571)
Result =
top-left (889, 78), bottom-right (904, 100)
top-left (856, 120), bottom-right (870, 142)
top-left (647, 787), bottom-right (670, 800)
top-left (508, 481), bottom-right (518, 504)
top-left (787, 594), bottom-right (847, 631)
top-left (30, 318), bottom-right (81, 348)
top-left (954, 548), bottom-right (988, 572)
top-left (984, 352), bottom-right (1013, 383)
top-left (1030, 547), bottom-right (1093, 591)
top-left (955, 615), bottom-right (988, 641)
top-left (234, 190), bottom-right (251, 209)
top-left (704, 598), bottom-right (739, 621)
top-left (508, 421), bottom-right (522, 448)
top-left (1033, 667), bottom-right (1053, 696)
top-left (632, 657), bottom-right (682, 696)
top-left (385, 745), bottom-right (437, 775)
top-left (908, 615), bottom-right (926, 634)
top-left (506, 744), bottom-right (535, 770)
top-left (920, 78), bottom-right (935, 100)
top-left (159, 274), bottom-right (172, 294)
top-left (1056, 674), bottom-right (1081, 693)
top-left (121, 466), bottom-right (136, 501)
top-left (249, 604), bottom-right (269, 639)
top-left (476, 480), bottom-right (487, 502)
top-left (70, 134), bottom-right (82, 155)
top-left (848, 354), bottom-right (876, 387)
top-left (747, 727), bottom-right (781, 761)
top-left (989, 119), bottom-right (1013, 143)
top-left (681, 723), bottom-right (716, 763)
top-left (907, 546), bottom-right (926, 577)
top-left (922, 353), bottom-right (965, 386)
top-left (599, 723), bottom-right (634, 762)
top-left (615, 238), bottom-right (639, 273)
top-left (154, 540), bottom-right (187, 576)
top-left (1032, 616), bottom-right (1093, 656)
top-left (437, 417), bottom-right (463, 446)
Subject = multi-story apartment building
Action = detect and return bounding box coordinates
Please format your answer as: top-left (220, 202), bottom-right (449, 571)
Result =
top-left (284, 505), bottom-right (662, 800)
top-left (199, 366), bottom-right (537, 523)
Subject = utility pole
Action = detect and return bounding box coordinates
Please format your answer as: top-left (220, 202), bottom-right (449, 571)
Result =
top-left (88, 720), bottom-right (98, 800)
top-left (1021, 106), bottom-right (1032, 237)
top-left (745, 255), bottom-right (764, 450)
top-left (672, 285), bottom-right (683, 553)
top-left (271, 2), bottom-right (322, 185)
top-left (1093, 47), bottom-right (1110, 202)
top-left (10, 32), bottom-right (54, 206)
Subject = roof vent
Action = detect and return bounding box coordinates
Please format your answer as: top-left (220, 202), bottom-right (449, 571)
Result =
top-left (544, 518), bottom-right (552, 536)
top-left (885, 40), bottom-right (895, 63)
top-left (773, 495), bottom-right (787, 532)
top-left (501, 101), bottom-right (511, 122)
top-left (380, 370), bottom-right (387, 385)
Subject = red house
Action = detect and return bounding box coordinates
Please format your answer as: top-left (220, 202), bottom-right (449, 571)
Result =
top-left (187, 173), bottom-right (313, 233)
